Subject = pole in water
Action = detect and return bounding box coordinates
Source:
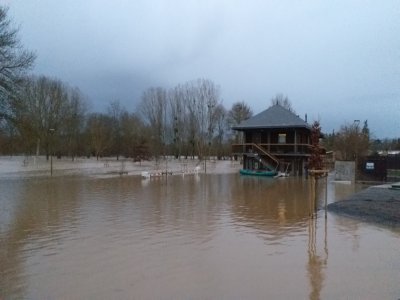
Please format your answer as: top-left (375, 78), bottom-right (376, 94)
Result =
top-left (325, 175), bottom-right (328, 219)
top-left (49, 128), bottom-right (55, 176)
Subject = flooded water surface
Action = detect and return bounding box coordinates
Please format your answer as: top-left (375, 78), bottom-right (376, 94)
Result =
top-left (1, 174), bottom-right (399, 299)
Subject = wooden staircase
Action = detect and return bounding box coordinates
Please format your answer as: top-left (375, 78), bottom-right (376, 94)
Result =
top-left (237, 143), bottom-right (280, 171)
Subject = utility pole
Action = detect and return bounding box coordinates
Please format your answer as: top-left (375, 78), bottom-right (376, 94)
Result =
top-left (49, 128), bottom-right (55, 176)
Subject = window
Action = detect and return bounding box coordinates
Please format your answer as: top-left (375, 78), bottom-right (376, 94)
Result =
top-left (278, 133), bottom-right (286, 144)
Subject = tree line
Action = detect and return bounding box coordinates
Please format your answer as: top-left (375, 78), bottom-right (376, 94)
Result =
top-left (323, 120), bottom-right (400, 161)
top-left (1, 75), bottom-right (254, 160)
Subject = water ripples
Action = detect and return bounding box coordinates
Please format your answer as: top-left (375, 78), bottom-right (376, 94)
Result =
top-left (1, 174), bottom-right (400, 299)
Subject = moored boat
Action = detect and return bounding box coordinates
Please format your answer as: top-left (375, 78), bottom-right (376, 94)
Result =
top-left (239, 169), bottom-right (278, 177)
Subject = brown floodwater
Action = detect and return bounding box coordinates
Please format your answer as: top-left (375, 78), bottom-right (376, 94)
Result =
top-left (0, 173), bottom-right (399, 299)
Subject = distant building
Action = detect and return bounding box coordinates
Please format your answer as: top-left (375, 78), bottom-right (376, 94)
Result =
top-left (232, 104), bottom-right (314, 176)
top-left (378, 150), bottom-right (400, 156)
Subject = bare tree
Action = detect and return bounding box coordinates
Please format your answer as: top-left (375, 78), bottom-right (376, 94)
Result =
top-left (213, 104), bottom-right (228, 159)
top-left (0, 6), bottom-right (35, 121)
top-left (169, 86), bottom-right (186, 158)
top-left (63, 87), bottom-right (86, 160)
top-left (15, 76), bottom-right (70, 158)
top-left (0, 116), bottom-right (19, 154)
top-left (127, 79), bottom-right (224, 161)
top-left (107, 100), bottom-right (126, 160)
top-left (228, 101), bottom-right (252, 125)
top-left (120, 111), bottom-right (149, 160)
top-left (228, 101), bottom-right (253, 143)
top-left (271, 93), bottom-right (295, 113)
top-left (177, 79), bottom-right (221, 159)
top-left (334, 120), bottom-right (370, 161)
top-left (138, 87), bottom-right (168, 159)
top-left (198, 79), bottom-right (220, 159)
top-left (86, 113), bottom-right (113, 160)
top-left (182, 81), bottom-right (200, 158)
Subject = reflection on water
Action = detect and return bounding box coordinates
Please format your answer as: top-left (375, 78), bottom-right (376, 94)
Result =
top-left (0, 174), bottom-right (399, 299)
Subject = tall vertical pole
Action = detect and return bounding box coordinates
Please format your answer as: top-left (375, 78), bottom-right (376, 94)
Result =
top-left (325, 175), bottom-right (328, 219)
top-left (204, 155), bottom-right (207, 173)
top-left (49, 128), bottom-right (55, 176)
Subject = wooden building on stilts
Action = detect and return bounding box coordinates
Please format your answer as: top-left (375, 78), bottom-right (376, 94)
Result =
top-left (232, 104), bottom-right (314, 176)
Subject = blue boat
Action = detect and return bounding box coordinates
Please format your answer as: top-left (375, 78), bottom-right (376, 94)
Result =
top-left (239, 169), bottom-right (278, 177)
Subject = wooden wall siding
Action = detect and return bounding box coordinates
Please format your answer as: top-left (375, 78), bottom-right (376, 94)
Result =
top-left (243, 129), bottom-right (311, 148)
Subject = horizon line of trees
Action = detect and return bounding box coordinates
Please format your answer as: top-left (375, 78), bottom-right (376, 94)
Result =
top-left (323, 120), bottom-right (400, 161)
top-left (2, 70), bottom-right (399, 162)
top-left (2, 72), bottom-right (399, 161)
top-left (1, 74), bottom-right (257, 160)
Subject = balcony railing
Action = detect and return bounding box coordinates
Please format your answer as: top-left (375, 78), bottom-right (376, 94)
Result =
top-left (232, 143), bottom-right (312, 156)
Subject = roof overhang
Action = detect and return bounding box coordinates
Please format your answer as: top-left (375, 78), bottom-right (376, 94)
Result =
top-left (232, 125), bottom-right (312, 131)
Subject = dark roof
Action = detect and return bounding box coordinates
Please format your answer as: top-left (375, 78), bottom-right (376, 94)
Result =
top-left (232, 104), bottom-right (310, 130)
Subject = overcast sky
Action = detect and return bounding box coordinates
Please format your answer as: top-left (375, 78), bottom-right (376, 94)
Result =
top-left (5, 0), bottom-right (400, 138)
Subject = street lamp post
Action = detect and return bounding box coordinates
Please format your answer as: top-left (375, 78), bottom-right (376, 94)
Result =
top-left (49, 128), bottom-right (55, 176)
top-left (353, 120), bottom-right (360, 181)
